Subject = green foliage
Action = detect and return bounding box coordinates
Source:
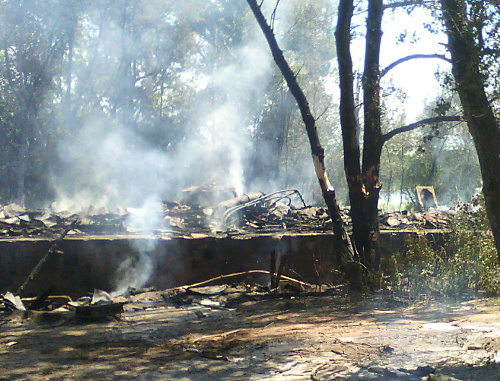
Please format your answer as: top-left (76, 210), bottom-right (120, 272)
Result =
top-left (380, 93), bottom-right (482, 209)
top-left (391, 200), bottom-right (500, 297)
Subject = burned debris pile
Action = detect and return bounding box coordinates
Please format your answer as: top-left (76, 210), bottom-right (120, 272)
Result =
top-left (0, 274), bottom-right (333, 322)
top-left (161, 280), bottom-right (333, 311)
top-left (0, 292), bottom-right (26, 312)
top-left (380, 210), bottom-right (453, 230)
top-left (1, 288), bottom-right (125, 321)
top-left (69, 289), bottom-right (125, 319)
top-left (0, 203), bottom-right (128, 238)
top-left (0, 190), bottom-right (477, 239)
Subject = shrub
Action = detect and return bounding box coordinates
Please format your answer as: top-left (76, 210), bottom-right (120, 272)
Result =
top-left (391, 199), bottom-right (500, 297)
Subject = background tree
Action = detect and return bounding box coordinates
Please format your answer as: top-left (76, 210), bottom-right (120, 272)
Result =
top-left (0, 0), bottom-right (77, 205)
top-left (333, 0), bottom-right (468, 285)
top-left (380, 95), bottom-right (480, 209)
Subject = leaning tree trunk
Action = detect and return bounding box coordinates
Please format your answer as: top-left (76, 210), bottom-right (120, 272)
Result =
top-left (246, 0), bottom-right (353, 261)
top-left (441, 0), bottom-right (500, 261)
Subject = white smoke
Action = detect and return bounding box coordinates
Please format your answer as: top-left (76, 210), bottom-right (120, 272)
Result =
top-left (196, 40), bottom-right (272, 195)
top-left (171, 1), bottom-right (297, 196)
top-left (53, 1), bottom-right (297, 209)
top-left (53, 119), bottom-right (173, 211)
top-left (51, 2), bottom-right (287, 293)
top-left (112, 196), bottom-right (163, 296)
top-left (53, 119), bottom-right (172, 295)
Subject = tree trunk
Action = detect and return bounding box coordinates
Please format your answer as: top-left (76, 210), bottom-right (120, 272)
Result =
top-left (335, 0), bottom-right (384, 280)
top-left (335, 0), bottom-right (363, 261)
top-left (441, 0), bottom-right (500, 261)
top-left (361, 0), bottom-right (383, 271)
top-left (246, 0), bottom-right (352, 262)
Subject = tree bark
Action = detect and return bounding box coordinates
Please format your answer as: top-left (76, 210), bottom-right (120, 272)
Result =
top-left (441, 0), bottom-right (500, 261)
top-left (361, 0), bottom-right (384, 270)
top-left (246, 0), bottom-right (352, 261)
top-left (335, 0), bottom-right (363, 262)
top-left (335, 0), bottom-right (384, 276)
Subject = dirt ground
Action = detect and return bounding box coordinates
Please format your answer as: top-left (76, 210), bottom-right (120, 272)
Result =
top-left (1, 289), bottom-right (500, 380)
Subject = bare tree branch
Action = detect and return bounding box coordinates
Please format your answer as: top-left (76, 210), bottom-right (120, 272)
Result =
top-left (270, 0), bottom-right (281, 30)
top-left (381, 54), bottom-right (451, 77)
top-left (381, 115), bottom-right (463, 143)
top-left (489, 95), bottom-right (500, 104)
top-left (315, 103), bottom-right (331, 121)
top-left (383, 0), bottom-right (437, 10)
top-left (135, 70), bottom-right (160, 83)
top-left (482, 48), bottom-right (500, 56)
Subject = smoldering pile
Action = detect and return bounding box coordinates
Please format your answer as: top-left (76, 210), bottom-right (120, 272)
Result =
top-left (0, 189), bottom-right (481, 239)
top-left (0, 189), bottom-right (331, 238)
top-left (0, 203), bottom-right (128, 238)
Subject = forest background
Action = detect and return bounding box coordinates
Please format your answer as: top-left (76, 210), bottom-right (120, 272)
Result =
top-left (0, 0), bottom-right (485, 212)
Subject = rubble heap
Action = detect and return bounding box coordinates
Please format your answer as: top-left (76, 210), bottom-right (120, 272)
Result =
top-left (0, 190), bottom-right (478, 239)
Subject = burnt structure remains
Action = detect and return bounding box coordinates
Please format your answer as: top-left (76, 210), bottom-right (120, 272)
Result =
top-left (0, 187), bottom-right (462, 298)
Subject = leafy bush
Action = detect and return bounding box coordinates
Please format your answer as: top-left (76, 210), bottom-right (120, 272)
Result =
top-left (391, 199), bottom-right (500, 297)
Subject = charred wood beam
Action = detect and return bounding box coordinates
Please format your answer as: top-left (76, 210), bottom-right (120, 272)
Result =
top-left (269, 249), bottom-right (287, 292)
top-left (270, 249), bottom-right (277, 290)
top-left (275, 254), bottom-right (287, 289)
top-left (28, 285), bottom-right (57, 310)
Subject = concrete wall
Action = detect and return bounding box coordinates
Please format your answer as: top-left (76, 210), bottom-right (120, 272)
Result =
top-left (0, 231), bottom-right (444, 298)
top-left (0, 233), bottom-right (337, 298)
